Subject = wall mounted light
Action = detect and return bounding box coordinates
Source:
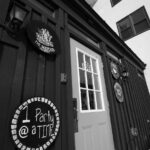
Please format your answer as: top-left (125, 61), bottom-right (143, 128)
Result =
top-left (120, 59), bottom-right (129, 80)
top-left (8, 2), bottom-right (28, 32)
top-left (6, 2), bottom-right (28, 34)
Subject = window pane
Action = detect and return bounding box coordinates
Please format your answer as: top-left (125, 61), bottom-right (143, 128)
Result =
top-left (78, 51), bottom-right (84, 68)
top-left (79, 69), bottom-right (86, 88)
top-left (85, 55), bottom-right (91, 72)
top-left (92, 59), bottom-right (97, 73)
top-left (81, 90), bottom-right (88, 110)
top-left (132, 7), bottom-right (146, 24)
top-left (89, 91), bottom-right (95, 110)
top-left (121, 27), bottom-right (134, 40)
top-left (87, 72), bottom-right (93, 89)
top-left (94, 75), bottom-right (100, 90)
top-left (118, 17), bottom-right (134, 40)
top-left (135, 20), bottom-right (149, 34)
top-left (111, 0), bottom-right (121, 6)
top-left (96, 92), bottom-right (102, 109)
top-left (119, 17), bottom-right (131, 31)
top-left (131, 7), bottom-right (150, 33)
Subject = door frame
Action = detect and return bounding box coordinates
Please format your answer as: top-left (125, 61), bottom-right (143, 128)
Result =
top-left (65, 19), bottom-right (116, 150)
top-left (70, 36), bottom-right (115, 150)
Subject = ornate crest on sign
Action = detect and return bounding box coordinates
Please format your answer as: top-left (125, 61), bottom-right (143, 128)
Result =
top-left (114, 82), bottom-right (124, 102)
top-left (36, 28), bottom-right (53, 47)
top-left (35, 28), bottom-right (55, 54)
top-left (27, 20), bottom-right (60, 55)
top-left (110, 62), bottom-right (120, 79)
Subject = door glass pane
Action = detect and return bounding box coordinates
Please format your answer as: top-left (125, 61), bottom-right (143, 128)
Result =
top-left (87, 72), bottom-right (93, 89)
top-left (81, 89), bottom-right (88, 110)
top-left (89, 91), bottom-right (95, 110)
top-left (79, 69), bottom-right (86, 88)
top-left (85, 55), bottom-right (91, 72)
top-left (78, 51), bottom-right (84, 69)
top-left (96, 92), bottom-right (102, 109)
top-left (94, 75), bottom-right (100, 90)
top-left (92, 59), bottom-right (97, 73)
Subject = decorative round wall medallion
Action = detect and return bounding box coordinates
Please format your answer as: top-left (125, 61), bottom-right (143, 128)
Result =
top-left (26, 20), bottom-right (60, 55)
top-left (11, 97), bottom-right (60, 150)
top-left (114, 82), bottom-right (124, 102)
top-left (110, 62), bottom-right (120, 79)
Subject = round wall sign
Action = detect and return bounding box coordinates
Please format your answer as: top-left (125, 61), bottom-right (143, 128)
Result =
top-left (11, 97), bottom-right (60, 150)
top-left (114, 82), bottom-right (124, 102)
top-left (26, 20), bottom-right (60, 55)
top-left (110, 62), bottom-right (120, 79)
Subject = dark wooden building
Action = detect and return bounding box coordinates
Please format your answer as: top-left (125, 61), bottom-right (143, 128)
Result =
top-left (0, 0), bottom-right (150, 150)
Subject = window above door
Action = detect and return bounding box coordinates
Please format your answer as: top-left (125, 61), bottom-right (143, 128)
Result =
top-left (117, 6), bottom-right (150, 41)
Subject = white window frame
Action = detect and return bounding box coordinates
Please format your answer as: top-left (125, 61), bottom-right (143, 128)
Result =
top-left (76, 48), bottom-right (105, 113)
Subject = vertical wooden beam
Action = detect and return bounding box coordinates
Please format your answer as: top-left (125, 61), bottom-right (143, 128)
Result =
top-left (100, 42), bottom-right (122, 150)
top-left (64, 12), bottom-right (75, 150)
top-left (54, 8), bottom-right (62, 150)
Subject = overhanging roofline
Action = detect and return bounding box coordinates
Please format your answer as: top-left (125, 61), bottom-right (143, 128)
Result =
top-left (71, 0), bottom-right (146, 69)
top-left (53, 0), bottom-right (146, 69)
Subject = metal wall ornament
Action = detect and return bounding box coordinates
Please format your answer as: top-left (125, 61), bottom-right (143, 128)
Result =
top-left (130, 127), bottom-right (138, 137)
top-left (26, 20), bottom-right (60, 55)
top-left (110, 62), bottom-right (120, 79)
top-left (114, 82), bottom-right (124, 102)
top-left (10, 97), bottom-right (60, 150)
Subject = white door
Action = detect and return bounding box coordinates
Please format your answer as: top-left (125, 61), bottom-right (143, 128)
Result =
top-left (70, 38), bottom-right (115, 150)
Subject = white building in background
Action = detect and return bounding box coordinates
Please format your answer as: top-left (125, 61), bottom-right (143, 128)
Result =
top-left (93, 0), bottom-right (150, 93)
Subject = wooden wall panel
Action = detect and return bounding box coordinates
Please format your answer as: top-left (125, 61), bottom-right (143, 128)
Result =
top-left (0, 4), bottom-right (63, 149)
top-left (0, 43), bottom-right (18, 150)
top-left (105, 55), bottom-right (150, 150)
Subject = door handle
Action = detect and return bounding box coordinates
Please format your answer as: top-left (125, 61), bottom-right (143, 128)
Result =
top-left (73, 98), bottom-right (78, 132)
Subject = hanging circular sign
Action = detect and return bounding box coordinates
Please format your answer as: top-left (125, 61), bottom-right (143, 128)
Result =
top-left (26, 20), bottom-right (60, 55)
top-left (114, 82), bottom-right (124, 102)
top-left (110, 62), bottom-right (120, 79)
top-left (10, 97), bottom-right (60, 150)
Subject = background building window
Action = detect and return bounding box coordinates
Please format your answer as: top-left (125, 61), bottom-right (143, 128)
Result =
top-left (111, 0), bottom-right (121, 7)
top-left (117, 6), bottom-right (150, 41)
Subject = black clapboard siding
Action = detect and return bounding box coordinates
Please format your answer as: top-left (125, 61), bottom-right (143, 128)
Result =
top-left (104, 54), bottom-right (150, 150)
top-left (123, 61), bottom-right (143, 149)
top-left (107, 58), bottom-right (128, 150)
top-left (105, 56), bottom-right (150, 150)
top-left (126, 61), bottom-right (149, 149)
